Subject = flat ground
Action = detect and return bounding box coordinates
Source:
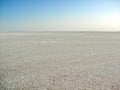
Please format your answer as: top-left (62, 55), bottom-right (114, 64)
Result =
top-left (0, 32), bottom-right (120, 90)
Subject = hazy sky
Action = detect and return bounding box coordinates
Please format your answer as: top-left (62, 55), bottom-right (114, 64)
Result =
top-left (0, 0), bottom-right (120, 31)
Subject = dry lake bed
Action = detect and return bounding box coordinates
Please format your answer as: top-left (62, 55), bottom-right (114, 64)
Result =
top-left (0, 32), bottom-right (120, 90)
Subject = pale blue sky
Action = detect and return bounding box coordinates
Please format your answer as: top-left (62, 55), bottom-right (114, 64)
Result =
top-left (0, 0), bottom-right (120, 31)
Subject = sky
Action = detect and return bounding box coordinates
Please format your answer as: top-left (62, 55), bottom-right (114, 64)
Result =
top-left (0, 0), bottom-right (120, 31)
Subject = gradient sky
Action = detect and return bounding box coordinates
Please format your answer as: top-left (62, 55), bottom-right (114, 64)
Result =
top-left (0, 0), bottom-right (120, 31)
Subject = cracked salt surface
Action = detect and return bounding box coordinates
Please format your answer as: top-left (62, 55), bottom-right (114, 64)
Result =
top-left (0, 32), bottom-right (120, 90)
top-left (41, 41), bottom-right (47, 44)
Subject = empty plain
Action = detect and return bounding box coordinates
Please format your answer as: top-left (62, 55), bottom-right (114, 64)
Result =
top-left (0, 32), bottom-right (120, 90)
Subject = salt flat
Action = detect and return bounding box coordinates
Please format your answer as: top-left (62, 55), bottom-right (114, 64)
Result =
top-left (0, 32), bottom-right (120, 90)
